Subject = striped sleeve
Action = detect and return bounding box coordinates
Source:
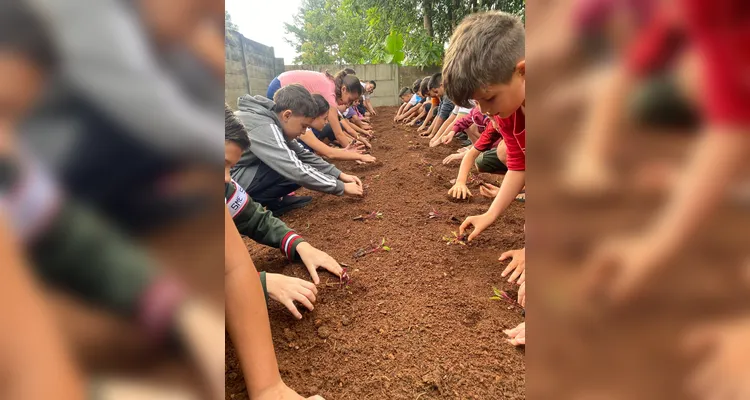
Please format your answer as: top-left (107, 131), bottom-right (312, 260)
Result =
top-left (281, 231), bottom-right (305, 261)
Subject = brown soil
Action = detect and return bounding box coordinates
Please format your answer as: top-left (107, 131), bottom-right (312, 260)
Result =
top-left (226, 107), bottom-right (526, 399)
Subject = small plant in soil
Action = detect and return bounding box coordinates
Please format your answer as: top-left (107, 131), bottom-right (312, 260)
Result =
top-left (428, 207), bottom-right (440, 219)
top-left (490, 287), bottom-right (524, 314)
top-left (442, 231), bottom-right (468, 246)
top-left (353, 238), bottom-right (392, 258)
top-left (467, 172), bottom-right (486, 186)
top-left (339, 266), bottom-right (351, 287)
top-left (353, 210), bottom-right (383, 221)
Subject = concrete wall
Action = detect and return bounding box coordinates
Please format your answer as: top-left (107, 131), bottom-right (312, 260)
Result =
top-left (225, 34), bottom-right (443, 108)
top-left (398, 66), bottom-right (442, 95)
top-left (225, 30), bottom-right (284, 109)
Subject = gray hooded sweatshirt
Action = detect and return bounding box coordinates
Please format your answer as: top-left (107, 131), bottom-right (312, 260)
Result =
top-left (231, 95), bottom-right (345, 196)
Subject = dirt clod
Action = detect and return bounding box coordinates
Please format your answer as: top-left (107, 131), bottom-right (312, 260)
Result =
top-left (317, 326), bottom-right (332, 339)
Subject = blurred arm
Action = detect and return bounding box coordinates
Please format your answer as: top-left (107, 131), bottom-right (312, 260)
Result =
top-left (0, 213), bottom-right (85, 400)
top-left (224, 207), bottom-right (285, 397)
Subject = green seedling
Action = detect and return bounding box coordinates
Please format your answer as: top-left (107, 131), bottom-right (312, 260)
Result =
top-left (353, 238), bottom-right (391, 258)
top-left (428, 207), bottom-right (440, 219)
top-left (353, 210), bottom-right (383, 221)
top-left (442, 231), bottom-right (468, 246)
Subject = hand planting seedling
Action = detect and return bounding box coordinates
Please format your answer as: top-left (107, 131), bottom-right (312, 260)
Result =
top-left (324, 264), bottom-right (352, 288)
top-left (442, 231), bottom-right (468, 246)
top-left (353, 238), bottom-right (392, 258)
top-left (339, 266), bottom-right (351, 287)
top-left (353, 210), bottom-right (383, 221)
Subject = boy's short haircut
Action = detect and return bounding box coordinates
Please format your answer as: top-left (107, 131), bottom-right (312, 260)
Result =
top-left (443, 11), bottom-right (525, 107)
top-left (412, 78), bottom-right (423, 94)
top-left (399, 87), bottom-right (412, 97)
top-left (343, 68), bottom-right (357, 75)
top-left (419, 76), bottom-right (430, 96)
top-left (225, 104), bottom-right (250, 150)
top-left (311, 93), bottom-right (330, 117)
top-left (369, 80), bottom-right (377, 89)
top-left (0, 1), bottom-right (58, 71)
top-left (272, 84), bottom-right (318, 118)
top-left (428, 72), bottom-right (443, 90)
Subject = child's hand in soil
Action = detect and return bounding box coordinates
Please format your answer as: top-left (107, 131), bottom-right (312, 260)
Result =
top-left (441, 131), bottom-right (456, 145)
top-left (358, 154), bottom-right (377, 163)
top-left (296, 242), bottom-right (344, 283)
top-left (448, 182), bottom-right (472, 200)
top-left (500, 248), bottom-right (526, 284)
top-left (357, 136), bottom-right (372, 149)
top-left (518, 282), bottom-right (525, 308)
top-left (343, 181), bottom-right (364, 197)
top-left (339, 173), bottom-right (363, 187)
top-left (504, 321), bottom-right (525, 346)
top-left (255, 381), bottom-right (326, 400)
top-left (345, 141), bottom-right (367, 154)
top-left (479, 183), bottom-right (499, 198)
top-left (417, 124), bottom-right (428, 133)
top-left (459, 212), bottom-right (495, 241)
top-left (265, 273), bottom-right (317, 319)
top-left (684, 316), bottom-right (750, 400)
top-left (443, 152), bottom-right (465, 165)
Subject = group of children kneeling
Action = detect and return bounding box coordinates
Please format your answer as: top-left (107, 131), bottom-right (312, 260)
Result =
top-left (223, 11), bottom-right (527, 399)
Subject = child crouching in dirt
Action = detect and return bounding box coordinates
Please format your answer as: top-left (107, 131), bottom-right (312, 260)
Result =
top-left (443, 11), bottom-right (526, 345)
top-left (225, 104), bottom-right (346, 319)
top-left (224, 109), bottom-right (327, 400)
top-left (231, 85), bottom-right (364, 216)
top-left (395, 79), bottom-right (424, 122)
top-left (298, 96), bottom-right (377, 164)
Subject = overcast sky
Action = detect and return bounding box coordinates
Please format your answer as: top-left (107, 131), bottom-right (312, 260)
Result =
top-left (226, 0), bottom-right (302, 64)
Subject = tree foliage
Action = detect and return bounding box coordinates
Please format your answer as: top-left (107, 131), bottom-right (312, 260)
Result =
top-left (225, 10), bottom-right (239, 32)
top-left (285, 0), bottom-right (525, 66)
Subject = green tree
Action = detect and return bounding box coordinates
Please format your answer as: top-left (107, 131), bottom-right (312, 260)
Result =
top-left (285, 0), bottom-right (525, 66)
top-left (225, 10), bottom-right (239, 32)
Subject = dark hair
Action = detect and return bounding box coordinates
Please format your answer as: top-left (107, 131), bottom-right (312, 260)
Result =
top-left (272, 84), bottom-right (318, 118)
top-left (326, 69), bottom-right (363, 101)
top-left (399, 87), bottom-right (413, 97)
top-left (343, 68), bottom-right (357, 75)
top-left (0, 1), bottom-right (58, 71)
top-left (225, 104), bottom-right (250, 150)
top-left (419, 76), bottom-right (430, 96)
top-left (443, 11), bottom-right (525, 107)
top-left (428, 72), bottom-right (442, 90)
top-left (412, 79), bottom-right (422, 94)
top-left (311, 94), bottom-right (330, 117)
top-left (369, 80), bottom-right (377, 90)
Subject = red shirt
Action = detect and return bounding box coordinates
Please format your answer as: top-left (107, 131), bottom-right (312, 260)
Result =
top-left (625, 0), bottom-right (750, 125)
top-left (474, 107), bottom-right (526, 171)
top-left (453, 107), bottom-right (489, 134)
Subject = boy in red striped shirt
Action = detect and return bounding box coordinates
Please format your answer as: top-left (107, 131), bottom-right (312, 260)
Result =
top-left (442, 11), bottom-right (527, 346)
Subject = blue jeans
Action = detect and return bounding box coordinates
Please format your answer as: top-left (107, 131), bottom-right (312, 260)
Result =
top-left (266, 77), bottom-right (282, 100)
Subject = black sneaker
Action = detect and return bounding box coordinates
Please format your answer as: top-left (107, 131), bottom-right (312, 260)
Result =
top-left (455, 131), bottom-right (469, 141)
top-left (265, 195), bottom-right (313, 217)
top-left (459, 139), bottom-right (473, 147)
